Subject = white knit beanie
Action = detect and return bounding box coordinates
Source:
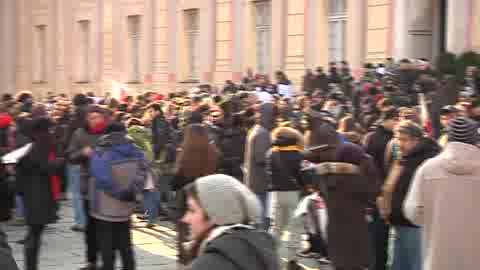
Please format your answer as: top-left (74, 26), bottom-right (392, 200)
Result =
top-left (194, 174), bottom-right (261, 226)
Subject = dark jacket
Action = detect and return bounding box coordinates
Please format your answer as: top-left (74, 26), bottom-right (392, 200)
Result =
top-left (219, 126), bottom-right (246, 180)
top-left (66, 127), bottom-right (104, 196)
top-left (329, 68), bottom-right (342, 84)
top-left (16, 142), bottom-right (62, 225)
top-left (0, 173), bottom-right (14, 221)
top-left (266, 128), bottom-right (303, 191)
top-left (363, 125), bottom-right (395, 180)
top-left (390, 137), bottom-right (440, 227)
top-left (90, 132), bottom-right (147, 222)
top-left (302, 73), bottom-right (315, 93)
top-left (151, 114), bottom-right (171, 160)
top-left (191, 228), bottom-right (279, 270)
top-left (311, 143), bottom-right (380, 269)
top-left (313, 74), bottom-right (329, 92)
top-left (244, 103), bottom-right (275, 193)
top-left (397, 69), bottom-right (418, 96)
top-left (0, 229), bottom-right (18, 270)
top-left (65, 105), bottom-right (88, 149)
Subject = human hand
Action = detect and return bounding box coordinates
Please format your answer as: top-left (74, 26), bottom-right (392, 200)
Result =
top-left (82, 146), bottom-right (94, 157)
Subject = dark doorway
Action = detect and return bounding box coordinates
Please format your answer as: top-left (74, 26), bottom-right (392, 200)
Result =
top-left (438, 0), bottom-right (447, 54)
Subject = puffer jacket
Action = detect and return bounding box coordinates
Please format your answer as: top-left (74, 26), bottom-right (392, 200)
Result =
top-left (90, 132), bottom-right (147, 222)
top-left (265, 127), bottom-right (304, 191)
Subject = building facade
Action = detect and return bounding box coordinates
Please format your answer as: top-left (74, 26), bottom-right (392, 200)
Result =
top-left (1, 0), bottom-right (479, 98)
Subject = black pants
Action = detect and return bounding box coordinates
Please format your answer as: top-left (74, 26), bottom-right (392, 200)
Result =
top-left (83, 200), bottom-right (98, 265)
top-left (96, 219), bottom-right (135, 270)
top-left (175, 190), bottom-right (190, 265)
top-left (369, 208), bottom-right (389, 270)
top-left (25, 224), bottom-right (45, 270)
top-left (309, 234), bottom-right (329, 258)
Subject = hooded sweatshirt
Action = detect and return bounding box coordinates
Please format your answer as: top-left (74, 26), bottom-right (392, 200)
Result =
top-left (244, 103), bottom-right (275, 193)
top-left (404, 142), bottom-right (480, 270)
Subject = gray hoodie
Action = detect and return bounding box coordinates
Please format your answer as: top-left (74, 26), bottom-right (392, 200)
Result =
top-left (244, 103), bottom-right (275, 193)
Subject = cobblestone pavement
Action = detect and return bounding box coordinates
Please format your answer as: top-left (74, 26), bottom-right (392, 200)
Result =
top-left (4, 201), bottom-right (329, 270)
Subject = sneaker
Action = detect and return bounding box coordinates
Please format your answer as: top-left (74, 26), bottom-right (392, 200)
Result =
top-left (296, 250), bottom-right (321, 259)
top-left (79, 263), bottom-right (96, 270)
top-left (146, 223), bottom-right (156, 229)
top-left (137, 214), bottom-right (149, 220)
top-left (71, 225), bottom-right (85, 232)
top-left (16, 239), bottom-right (25, 245)
top-left (287, 260), bottom-right (304, 270)
top-left (317, 257), bottom-right (331, 265)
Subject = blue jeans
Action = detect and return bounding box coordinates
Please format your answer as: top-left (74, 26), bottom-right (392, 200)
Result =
top-left (143, 190), bottom-right (160, 224)
top-left (389, 225), bottom-right (422, 270)
top-left (68, 164), bottom-right (86, 227)
top-left (256, 192), bottom-right (269, 230)
top-left (15, 194), bottom-right (24, 218)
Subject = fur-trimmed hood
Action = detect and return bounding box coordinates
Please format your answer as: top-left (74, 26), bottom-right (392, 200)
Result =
top-left (271, 126), bottom-right (303, 147)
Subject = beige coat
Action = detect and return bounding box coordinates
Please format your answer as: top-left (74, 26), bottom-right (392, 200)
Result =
top-left (404, 142), bottom-right (480, 270)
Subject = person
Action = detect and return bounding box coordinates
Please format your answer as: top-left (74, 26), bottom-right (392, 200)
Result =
top-left (170, 123), bottom-right (220, 265)
top-left (255, 75), bottom-right (274, 103)
top-left (265, 127), bottom-right (304, 267)
top-left (464, 66), bottom-right (479, 96)
top-left (148, 103), bottom-right (171, 161)
top-left (469, 99), bottom-right (480, 122)
top-left (328, 62), bottom-right (342, 84)
top-left (306, 141), bottom-right (380, 270)
top-left (437, 105), bottom-right (459, 147)
top-left (363, 108), bottom-right (399, 270)
top-left (67, 105), bottom-right (110, 270)
top-left (276, 71), bottom-right (293, 99)
top-left (16, 117), bottom-right (64, 270)
top-left (0, 109), bottom-right (14, 224)
top-left (218, 112), bottom-right (247, 181)
top-left (302, 69), bottom-right (315, 94)
top-left (90, 122), bottom-right (147, 270)
top-left (313, 67), bottom-right (329, 93)
top-left (222, 80), bottom-right (238, 94)
top-left (181, 174), bottom-right (279, 270)
top-left (65, 94), bottom-right (92, 232)
top-left (386, 120), bottom-right (440, 270)
top-left (244, 102), bottom-right (276, 229)
top-left (404, 117), bottom-right (480, 270)
top-left (0, 228), bottom-right (19, 270)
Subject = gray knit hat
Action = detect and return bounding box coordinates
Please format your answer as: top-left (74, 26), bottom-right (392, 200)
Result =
top-left (448, 117), bottom-right (480, 144)
top-left (194, 174), bottom-right (261, 226)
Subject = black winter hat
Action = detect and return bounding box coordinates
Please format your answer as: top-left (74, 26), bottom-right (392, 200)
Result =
top-left (30, 117), bottom-right (52, 134)
top-left (105, 122), bottom-right (126, 134)
top-left (73, 94), bottom-right (90, 107)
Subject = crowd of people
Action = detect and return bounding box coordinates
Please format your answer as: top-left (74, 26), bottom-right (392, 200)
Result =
top-left (0, 58), bottom-right (480, 270)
